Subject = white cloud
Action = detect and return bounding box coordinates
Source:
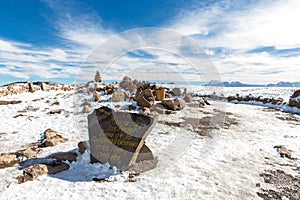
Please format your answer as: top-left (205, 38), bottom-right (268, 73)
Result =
top-left (169, 0), bottom-right (300, 83)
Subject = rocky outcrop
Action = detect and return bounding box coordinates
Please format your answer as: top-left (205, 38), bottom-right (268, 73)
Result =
top-left (40, 129), bottom-right (68, 147)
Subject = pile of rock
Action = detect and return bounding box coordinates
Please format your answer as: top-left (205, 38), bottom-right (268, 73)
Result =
top-left (134, 83), bottom-right (156, 108)
top-left (226, 94), bottom-right (285, 105)
top-left (119, 76), bottom-right (139, 93)
top-left (288, 90), bottom-right (300, 109)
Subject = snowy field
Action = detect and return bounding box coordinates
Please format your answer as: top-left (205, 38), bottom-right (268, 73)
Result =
top-left (0, 86), bottom-right (299, 199)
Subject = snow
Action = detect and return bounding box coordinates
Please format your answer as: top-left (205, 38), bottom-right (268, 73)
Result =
top-left (0, 86), bottom-right (299, 199)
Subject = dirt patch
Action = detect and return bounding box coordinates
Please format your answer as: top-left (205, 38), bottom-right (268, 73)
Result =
top-left (257, 169), bottom-right (300, 200)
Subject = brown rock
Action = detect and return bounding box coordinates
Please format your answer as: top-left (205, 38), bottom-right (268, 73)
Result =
top-left (18, 164), bottom-right (48, 183)
top-left (165, 93), bottom-right (172, 98)
top-left (139, 107), bottom-right (151, 115)
top-left (81, 102), bottom-right (92, 107)
top-left (40, 129), bottom-right (68, 147)
top-left (0, 100), bottom-right (22, 105)
top-left (48, 152), bottom-right (77, 162)
top-left (78, 141), bottom-right (88, 154)
top-left (93, 91), bottom-right (101, 102)
top-left (46, 161), bottom-right (70, 174)
top-left (16, 148), bottom-right (41, 159)
top-left (17, 161), bottom-right (70, 183)
top-left (0, 153), bottom-right (19, 169)
top-left (162, 98), bottom-right (185, 111)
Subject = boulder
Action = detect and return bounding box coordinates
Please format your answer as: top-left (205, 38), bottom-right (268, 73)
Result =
top-left (111, 89), bottom-right (126, 102)
top-left (172, 88), bottom-right (181, 96)
top-left (40, 129), bottom-right (68, 147)
top-left (162, 98), bottom-right (185, 111)
top-left (17, 164), bottom-right (48, 183)
top-left (48, 152), bottom-right (77, 162)
top-left (0, 153), bottom-right (19, 169)
top-left (93, 91), bottom-right (101, 102)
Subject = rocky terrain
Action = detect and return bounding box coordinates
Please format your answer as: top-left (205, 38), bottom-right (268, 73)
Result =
top-left (0, 74), bottom-right (299, 199)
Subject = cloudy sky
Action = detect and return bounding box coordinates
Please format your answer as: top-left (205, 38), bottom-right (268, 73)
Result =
top-left (0, 0), bottom-right (299, 85)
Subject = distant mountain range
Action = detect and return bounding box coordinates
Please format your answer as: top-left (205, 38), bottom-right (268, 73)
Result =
top-left (205, 81), bottom-right (300, 87)
top-left (266, 81), bottom-right (300, 87)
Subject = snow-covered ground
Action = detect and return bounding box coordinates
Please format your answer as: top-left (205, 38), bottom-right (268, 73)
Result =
top-left (0, 86), bottom-right (299, 199)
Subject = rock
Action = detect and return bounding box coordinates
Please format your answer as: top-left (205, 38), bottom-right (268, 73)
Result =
top-left (40, 82), bottom-right (49, 91)
top-left (28, 82), bottom-right (35, 93)
top-left (134, 87), bottom-right (155, 108)
top-left (17, 164), bottom-right (48, 183)
top-left (94, 71), bottom-right (102, 83)
top-left (137, 96), bottom-right (154, 108)
top-left (48, 152), bottom-right (77, 162)
top-left (111, 89), bottom-right (126, 102)
top-left (82, 105), bottom-right (90, 113)
top-left (46, 161), bottom-right (70, 174)
top-left (291, 90), bottom-right (300, 98)
top-left (172, 88), bottom-right (181, 96)
top-left (78, 141), bottom-right (88, 154)
top-left (162, 98), bottom-right (185, 111)
top-left (0, 100), bottom-right (22, 105)
top-left (17, 161), bottom-right (69, 183)
top-left (183, 93), bottom-right (193, 103)
top-left (128, 105), bottom-right (137, 111)
top-left (81, 102), bottom-right (92, 107)
top-left (52, 100), bottom-right (60, 105)
top-left (0, 153), bottom-right (19, 169)
top-left (16, 148), bottom-right (41, 159)
top-left (136, 144), bottom-right (154, 162)
top-left (47, 109), bottom-right (65, 114)
top-left (40, 129), bottom-right (68, 147)
top-left (274, 145), bottom-right (293, 159)
top-left (139, 107), bottom-right (151, 115)
top-left (155, 88), bottom-right (165, 101)
top-left (165, 93), bottom-right (172, 98)
top-left (93, 91), bottom-right (101, 102)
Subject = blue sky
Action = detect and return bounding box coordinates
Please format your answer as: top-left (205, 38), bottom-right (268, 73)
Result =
top-left (0, 0), bottom-right (300, 85)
